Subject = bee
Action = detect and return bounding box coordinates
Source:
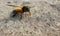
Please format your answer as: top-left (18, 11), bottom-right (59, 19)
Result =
top-left (6, 3), bottom-right (32, 19)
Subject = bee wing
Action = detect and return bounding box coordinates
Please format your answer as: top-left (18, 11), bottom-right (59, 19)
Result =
top-left (7, 5), bottom-right (19, 7)
top-left (7, 4), bottom-right (22, 8)
top-left (6, 3), bottom-right (23, 9)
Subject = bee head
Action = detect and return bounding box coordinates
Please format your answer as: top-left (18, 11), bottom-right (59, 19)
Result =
top-left (22, 6), bottom-right (30, 12)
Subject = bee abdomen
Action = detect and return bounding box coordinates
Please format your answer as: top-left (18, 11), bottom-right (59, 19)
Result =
top-left (10, 10), bottom-right (18, 17)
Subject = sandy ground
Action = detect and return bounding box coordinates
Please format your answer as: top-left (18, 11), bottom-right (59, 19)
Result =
top-left (0, 0), bottom-right (60, 36)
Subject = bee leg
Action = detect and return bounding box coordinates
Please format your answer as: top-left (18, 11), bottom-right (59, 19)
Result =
top-left (18, 13), bottom-right (23, 20)
top-left (20, 15), bottom-right (22, 20)
top-left (26, 12), bottom-right (31, 16)
top-left (28, 10), bottom-right (31, 16)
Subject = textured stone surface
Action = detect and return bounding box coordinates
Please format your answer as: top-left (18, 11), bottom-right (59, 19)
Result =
top-left (0, 0), bottom-right (60, 36)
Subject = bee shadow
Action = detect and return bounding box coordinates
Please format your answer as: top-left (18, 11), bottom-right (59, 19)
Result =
top-left (0, 14), bottom-right (22, 23)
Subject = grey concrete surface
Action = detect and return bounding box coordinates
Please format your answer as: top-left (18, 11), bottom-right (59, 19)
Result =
top-left (0, 0), bottom-right (60, 36)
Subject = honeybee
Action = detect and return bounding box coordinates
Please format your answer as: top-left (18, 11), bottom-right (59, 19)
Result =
top-left (6, 3), bottom-right (32, 19)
